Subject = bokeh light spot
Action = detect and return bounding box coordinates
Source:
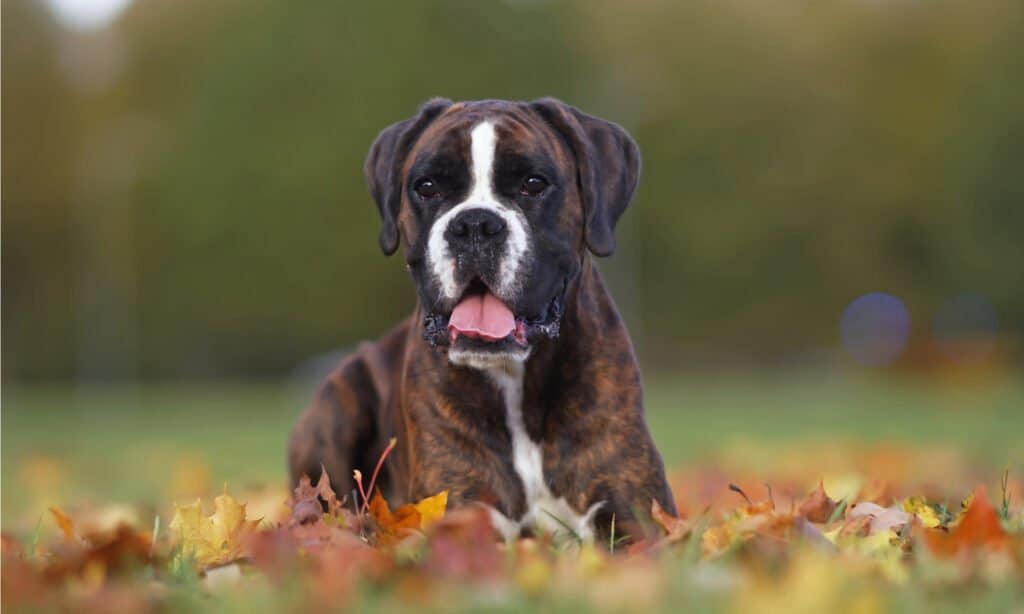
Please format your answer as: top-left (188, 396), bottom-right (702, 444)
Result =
top-left (840, 292), bottom-right (911, 366)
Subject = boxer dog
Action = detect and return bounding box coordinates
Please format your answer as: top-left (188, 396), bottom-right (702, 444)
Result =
top-left (289, 98), bottom-right (675, 542)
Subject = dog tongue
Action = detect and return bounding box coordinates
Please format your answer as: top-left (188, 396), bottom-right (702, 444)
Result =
top-left (448, 291), bottom-right (516, 342)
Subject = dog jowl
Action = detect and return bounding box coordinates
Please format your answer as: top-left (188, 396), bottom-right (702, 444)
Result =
top-left (289, 98), bottom-right (676, 543)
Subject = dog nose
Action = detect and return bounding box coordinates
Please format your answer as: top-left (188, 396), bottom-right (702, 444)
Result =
top-left (448, 208), bottom-right (507, 244)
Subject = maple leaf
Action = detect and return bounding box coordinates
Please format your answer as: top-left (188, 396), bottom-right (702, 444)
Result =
top-left (291, 466), bottom-right (344, 526)
top-left (367, 490), bottom-right (449, 544)
top-left (412, 491), bottom-right (448, 529)
top-left (796, 481), bottom-right (838, 523)
top-left (922, 486), bottom-right (1009, 558)
top-left (291, 477), bottom-right (323, 526)
top-left (169, 493), bottom-right (261, 569)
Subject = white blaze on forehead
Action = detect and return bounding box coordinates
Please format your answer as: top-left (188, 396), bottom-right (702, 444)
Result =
top-left (426, 121), bottom-right (531, 302)
top-left (468, 121), bottom-right (497, 197)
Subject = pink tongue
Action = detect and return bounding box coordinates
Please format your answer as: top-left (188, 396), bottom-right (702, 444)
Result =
top-left (448, 292), bottom-right (516, 342)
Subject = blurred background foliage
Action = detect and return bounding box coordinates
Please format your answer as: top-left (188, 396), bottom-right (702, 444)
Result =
top-left (3, 0), bottom-right (1023, 382)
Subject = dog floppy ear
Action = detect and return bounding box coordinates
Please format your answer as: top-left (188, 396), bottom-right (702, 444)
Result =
top-left (530, 98), bottom-right (641, 257)
top-left (364, 98), bottom-right (453, 255)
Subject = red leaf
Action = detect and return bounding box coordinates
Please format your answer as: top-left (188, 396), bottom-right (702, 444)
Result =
top-left (923, 486), bottom-right (1008, 557)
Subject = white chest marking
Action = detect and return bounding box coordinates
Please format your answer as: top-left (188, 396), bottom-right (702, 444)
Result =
top-left (484, 364), bottom-right (603, 541)
top-left (425, 121), bottom-right (531, 302)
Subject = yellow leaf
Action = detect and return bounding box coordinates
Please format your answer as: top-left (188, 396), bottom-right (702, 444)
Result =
top-left (701, 523), bottom-right (735, 557)
top-left (901, 496), bottom-right (941, 528)
top-left (169, 493), bottom-right (259, 569)
top-left (412, 491), bottom-right (448, 529)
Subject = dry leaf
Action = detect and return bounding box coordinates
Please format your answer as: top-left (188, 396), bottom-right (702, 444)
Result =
top-left (169, 493), bottom-right (261, 568)
top-left (847, 502), bottom-right (911, 535)
top-left (651, 499), bottom-right (690, 543)
top-left (412, 491), bottom-right (448, 529)
top-left (796, 481), bottom-right (838, 523)
top-left (49, 507), bottom-right (76, 542)
top-left (922, 486), bottom-right (1009, 557)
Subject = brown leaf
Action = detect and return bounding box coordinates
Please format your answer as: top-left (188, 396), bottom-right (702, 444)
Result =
top-left (796, 481), bottom-right (838, 523)
top-left (43, 524), bottom-right (152, 582)
top-left (423, 507), bottom-right (503, 580)
top-left (315, 465), bottom-right (343, 515)
top-left (291, 467), bottom-right (346, 526)
top-left (291, 474), bottom-right (323, 526)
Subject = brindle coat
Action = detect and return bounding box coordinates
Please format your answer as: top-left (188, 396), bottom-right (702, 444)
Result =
top-left (289, 98), bottom-right (676, 542)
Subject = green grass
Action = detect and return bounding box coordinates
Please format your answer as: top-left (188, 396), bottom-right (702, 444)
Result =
top-left (3, 372), bottom-right (1022, 525)
top-left (643, 371), bottom-right (1024, 468)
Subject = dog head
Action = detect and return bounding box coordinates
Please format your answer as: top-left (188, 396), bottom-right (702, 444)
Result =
top-left (365, 98), bottom-right (640, 368)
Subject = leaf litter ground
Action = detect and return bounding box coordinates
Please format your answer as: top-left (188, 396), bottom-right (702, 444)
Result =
top-left (2, 442), bottom-right (1022, 613)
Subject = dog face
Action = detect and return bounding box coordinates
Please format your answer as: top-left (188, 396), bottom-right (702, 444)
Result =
top-left (365, 99), bottom-right (640, 368)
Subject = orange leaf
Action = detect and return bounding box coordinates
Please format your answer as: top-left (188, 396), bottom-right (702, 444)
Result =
top-left (651, 499), bottom-right (690, 543)
top-left (390, 504), bottom-right (422, 532)
top-left (48, 507), bottom-right (75, 542)
top-left (368, 490), bottom-right (450, 544)
top-left (368, 490), bottom-right (420, 541)
top-left (923, 486), bottom-right (1008, 557)
top-left (368, 490), bottom-right (394, 527)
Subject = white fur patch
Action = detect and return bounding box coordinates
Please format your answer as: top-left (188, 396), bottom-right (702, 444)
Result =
top-left (448, 347), bottom-right (530, 371)
top-left (426, 121), bottom-right (531, 302)
top-left (484, 363), bottom-right (604, 541)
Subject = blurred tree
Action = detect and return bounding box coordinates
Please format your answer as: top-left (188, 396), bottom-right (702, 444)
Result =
top-left (2, 0), bottom-right (83, 378)
top-left (2, 0), bottom-right (1022, 380)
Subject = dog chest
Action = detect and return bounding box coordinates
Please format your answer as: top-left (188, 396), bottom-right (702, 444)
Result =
top-left (484, 365), bottom-right (602, 541)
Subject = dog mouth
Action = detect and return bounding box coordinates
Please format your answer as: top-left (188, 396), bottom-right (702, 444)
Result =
top-left (446, 279), bottom-right (527, 346)
top-left (422, 278), bottom-right (565, 349)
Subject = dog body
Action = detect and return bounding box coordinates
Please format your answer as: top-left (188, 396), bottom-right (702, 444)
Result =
top-left (289, 99), bottom-right (675, 541)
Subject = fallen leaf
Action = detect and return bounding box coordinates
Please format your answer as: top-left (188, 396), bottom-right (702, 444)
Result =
top-left (43, 525), bottom-right (152, 582)
top-left (651, 499), bottom-right (690, 543)
top-left (922, 486), bottom-right (1009, 557)
top-left (423, 507), bottom-right (503, 580)
top-left (368, 491), bottom-right (421, 544)
top-left (847, 502), bottom-right (911, 535)
top-left (901, 496), bottom-right (943, 529)
top-left (796, 481), bottom-right (838, 523)
top-left (412, 491), bottom-right (448, 529)
top-left (49, 507), bottom-right (76, 542)
top-left (291, 474), bottom-right (324, 526)
top-left (169, 493), bottom-right (261, 568)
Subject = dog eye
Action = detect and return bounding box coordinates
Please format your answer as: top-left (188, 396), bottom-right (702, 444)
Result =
top-left (520, 175), bottom-right (549, 197)
top-left (414, 178), bottom-right (441, 200)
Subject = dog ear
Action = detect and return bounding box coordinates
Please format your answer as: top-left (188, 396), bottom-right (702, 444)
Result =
top-left (530, 98), bottom-right (641, 257)
top-left (365, 98), bottom-right (453, 255)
